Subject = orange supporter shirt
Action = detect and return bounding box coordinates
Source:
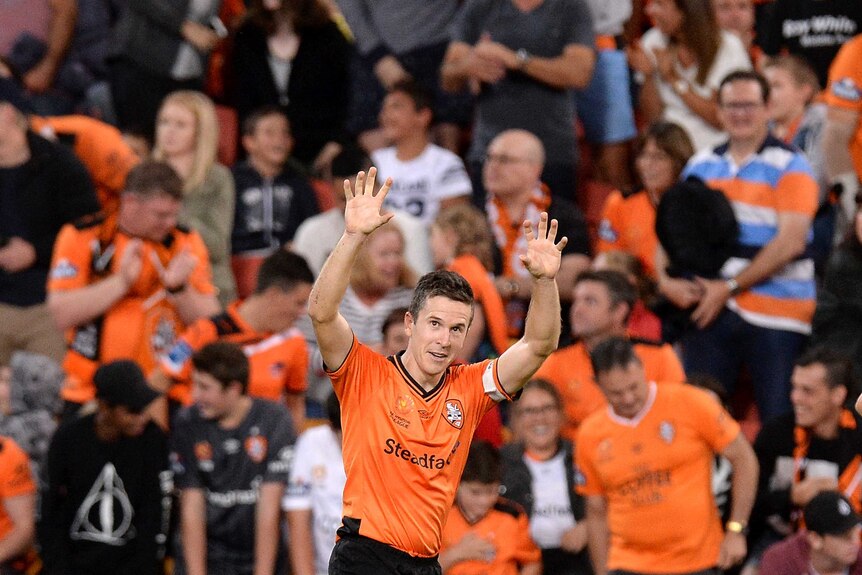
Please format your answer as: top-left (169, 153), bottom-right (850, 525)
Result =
top-left (576, 382), bottom-right (740, 573)
top-left (448, 254), bottom-right (510, 356)
top-left (534, 340), bottom-right (685, 441)
top-left (824, 34), bottom-right (862, 182)
top-left (0, 437), bottom-right (35, 541)
top-left (441, 499), bottom-right (541, 575)
top-left (595, 190), bottom-right (658, 278)
top-left (30, 115), bottom-right (139, 216)
top-left (159, 301), bottom-right (308, 405)
top-left (48, 217), bottom-right (216, 403)
top-left (329, 337), bottom-right (513, 557)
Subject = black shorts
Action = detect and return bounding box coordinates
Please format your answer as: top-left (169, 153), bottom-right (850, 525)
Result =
top-left (328, 532), bottom-right (441, 575)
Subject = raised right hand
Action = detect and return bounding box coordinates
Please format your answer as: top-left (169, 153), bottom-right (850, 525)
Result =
top-left (343, 167), bottom-right (394, 236)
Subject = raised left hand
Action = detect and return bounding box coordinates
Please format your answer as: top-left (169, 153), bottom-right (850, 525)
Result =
top-left (520, 212), bottom-right (567, 280)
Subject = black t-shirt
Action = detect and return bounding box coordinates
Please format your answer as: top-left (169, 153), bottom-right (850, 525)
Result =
top-left (170, 399), bottom-right (296, 559)
top-left (758, 0), bottom-right (862, 86)
top-left (39, 415), bottom-right (169, 575)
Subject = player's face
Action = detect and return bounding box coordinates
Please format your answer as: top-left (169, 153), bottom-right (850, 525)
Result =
top-left (814, 525), bottom-right (862, 568)
top-left (457, 481), bottom-right (500, 523)
top-left (790, 363), bottom-right (845, 430)
top-left (365, 230), bottom-right (405, 292)
top-left (404, 296), bottom-right (472, 378)
top-left (266, 282), bottom-right (312, 332)
top-left (765, 67), bottom-right (809, 125)
top-left (192, 370), bottom-right (237, 421)
top-left (379, 91), bottom-right (428, 143)
top-left (570, 281), bottom-right (625, 341)
top-left (514, 387), bottom-right (563, 452)
top-left (156, 102), bottom-right (197, 158)
top-left (635, 138), bottom-right (677, 196)
top-left (244, 113), bottom-right (292, 168)
top-left (596, 361), bottom-right (649, 419)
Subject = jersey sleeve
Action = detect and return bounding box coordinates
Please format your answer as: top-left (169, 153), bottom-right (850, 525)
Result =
top-left (774, 155), bottom-right (819, 217)
top-left (574, 428), bottom-right (605, 497)
top-left (263, 406), bottom-right (296, 484)
top-left (282, 430), bottom-right (315, 511)
top-left (0, 438), bottom-right (35, 498)
top-left (434, 153), bottom-right (473, 201)
top-left (824, 39), bottom-right (862, 112)
top-left (169, 415), bottom-right (203, 489)
top-left (683, 387), bottom-right (741, 452)
top-left (47, 224), bottom-right (93, 293)
top-left (183, 230), bottom-right (217, 295)
top-left (595, 191), bottom-right (625, 253)
top-left (513, 510), bottom-right (542, 566)
top-left (282, 334), bottom-right (309, 395)
top-left (327, 336), bottom-right (387, 407)
top-left (656, 345), bottom-right (686, 383)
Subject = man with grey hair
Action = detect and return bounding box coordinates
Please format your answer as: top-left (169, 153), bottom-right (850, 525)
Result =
top-left (482, 129), bottom-right (591, 338)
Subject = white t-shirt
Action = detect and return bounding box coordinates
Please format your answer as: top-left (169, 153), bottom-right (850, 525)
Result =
top-left (523, 451), bottom-right (577, 549)
top-left (640, 29), bottom-right (752, 151)
top-left (283, 425), bottom-right (346, 575)
top-left (371, 144), bottom-right (472, 227)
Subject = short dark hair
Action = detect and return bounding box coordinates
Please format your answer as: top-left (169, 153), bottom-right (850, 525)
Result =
top-left (796, 346), bottom-right (855, 391)
top-left (590, 337), bottom-right (642, 377)
top-left (574, 270), bottom-right (638, 321)
top-left (515, 378), bottom-right (564, 411)
top-left (241, 105), bottom-right (288, 137)
top-left (381, 307), bottom-right (408, 338)
top-left (408, 270), bottom-right (474, 320)
top-left (718, 69), bottom-right (771, 105)
top-left (461, 440), bottom-right (501, 484)
top-left (388, 79), bottom-right (434, 117)
top-left (255, 250), bottom-right (314, 294)
top-left (124, 161), bottom-right (183, 201)
top-left (192, 342), bottom-right (250, 393)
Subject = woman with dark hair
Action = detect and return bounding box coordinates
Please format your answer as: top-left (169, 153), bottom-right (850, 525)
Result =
top-left (812, 196), bottom-right (862, 381)
top-left (596, 121), bottom-right (695, 280)
top-left (228, 0), bottom-right (350, 168)
top-left (628, 0), bottom-right (751, 151)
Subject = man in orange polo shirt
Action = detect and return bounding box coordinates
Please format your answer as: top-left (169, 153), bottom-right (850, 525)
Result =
top-left (308, 167), bottom-right (565, 574)
top-left (824, 33), bottom-right (862, 237)
top-left (47, 161), bottom-right (220, 417)
top-left (154, 249), bottom-right (313, 429)
top-left (0, 435), bottom-right (36, 573)
top-left (534, 270), bottom-right (685, 440)
top-left (577, 337), bottom-right (758, 575)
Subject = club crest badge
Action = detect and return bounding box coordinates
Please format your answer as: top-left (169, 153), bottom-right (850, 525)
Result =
top-left (444, 399), bottom-right (464, 429)
top-left (659, 421), bottom-right (675, 444)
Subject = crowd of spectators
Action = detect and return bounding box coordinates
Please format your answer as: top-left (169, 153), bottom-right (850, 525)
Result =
top-left (0, 0), bottom-right (861, 573)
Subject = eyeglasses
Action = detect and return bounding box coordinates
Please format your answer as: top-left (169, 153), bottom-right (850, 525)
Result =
top-left (720, 101), bottom-right (764, 113)
top-left (517, 404), bottom-right (558, 417)
top-left (483, 153), bottom-right (534, 166)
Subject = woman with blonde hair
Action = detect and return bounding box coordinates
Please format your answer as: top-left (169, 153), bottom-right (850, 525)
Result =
top-left (153, 90), bottom-right (237, 305)
top-left (342, 220), bottom-right (416, 349)
top-left (431, 204), bottom-right (509, 361)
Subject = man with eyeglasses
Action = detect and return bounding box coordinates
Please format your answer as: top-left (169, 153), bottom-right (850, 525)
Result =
top-left (482, 129), bottom-right (591, 340)
top-left (678, 69), bottom-right (819, 423)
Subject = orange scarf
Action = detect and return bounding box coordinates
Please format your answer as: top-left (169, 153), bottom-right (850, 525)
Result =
top-left (486, 184), bottom-right (551, 278)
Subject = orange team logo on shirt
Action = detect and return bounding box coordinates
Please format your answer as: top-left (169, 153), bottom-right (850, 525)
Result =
top-left (194, 441), bottom-right (213, 462)
top-left (659, 421), bottom-right (675, 444)
top-left (395, 395), bottom-right (415, 415)
top-left (444, 400), bottom-right (464, 429)
top-left (245, 436), bottom-right (268, 463)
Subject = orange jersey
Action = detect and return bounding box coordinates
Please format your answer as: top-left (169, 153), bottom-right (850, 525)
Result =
top-left (30, 115), bottom-right (139, 215)
top-left (596, 190), bottom-right (659, 278)
top-left (160, 301), bottom-right (308, 405)
top-left (48, 216), bottom-right (216, 403)
top-left (534, 340), bottom-right (685, 441)
top-left (824, 34), bottom-right (862, 182)
top-left (0, 437), bottom-right (35, 541)
top-left (329, 338), bottom-right (513, 557)
top-left (448, 254), bottom-right (510, 356)
top-left (441, 499), bottom-right (541, 575)
top-left (576, 382), bottom-right (740, 573)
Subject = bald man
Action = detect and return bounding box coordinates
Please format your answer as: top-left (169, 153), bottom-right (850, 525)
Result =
top-left (484, 129), bottom-right (591, 339)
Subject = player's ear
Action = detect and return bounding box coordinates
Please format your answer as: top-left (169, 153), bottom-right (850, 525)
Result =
top-left (404, 311), bottom-right (414, 337)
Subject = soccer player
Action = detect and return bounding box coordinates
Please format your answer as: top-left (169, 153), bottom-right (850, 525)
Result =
top-left (307, 167), bottom-right (565, 574)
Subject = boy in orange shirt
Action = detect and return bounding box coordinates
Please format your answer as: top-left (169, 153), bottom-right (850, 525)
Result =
top-left (441, 441), bottom-right (541, 575)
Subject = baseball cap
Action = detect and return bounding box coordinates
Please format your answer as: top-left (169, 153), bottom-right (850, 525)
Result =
top-left (804, 491), bottom-right (861, 536)
top-left (94, 360), bottom-right (161, 414)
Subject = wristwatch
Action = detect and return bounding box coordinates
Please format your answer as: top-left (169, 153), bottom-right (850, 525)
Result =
top-left (725, 277), bottom-right (741, 296)
top-left (515, 48), bottom-right (530, 71)
top-left (726, 520), bottom-right (749, 535)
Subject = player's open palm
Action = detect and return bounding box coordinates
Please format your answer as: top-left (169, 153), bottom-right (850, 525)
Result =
top-left (343, 167), bottom-right (394, 236)
top-left (520, 212), bottom-right (567, 280)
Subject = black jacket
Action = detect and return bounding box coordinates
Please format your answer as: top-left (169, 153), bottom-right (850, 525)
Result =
top-left (0, 131), bottom-right (98, 306)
